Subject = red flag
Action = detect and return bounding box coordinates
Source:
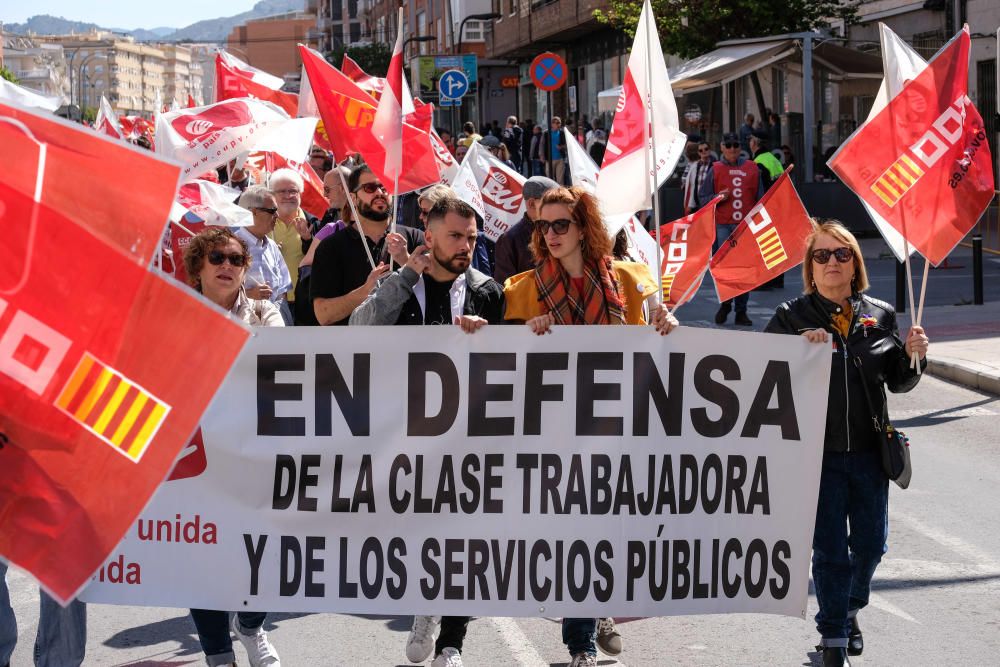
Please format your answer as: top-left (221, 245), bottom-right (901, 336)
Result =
top-left (0, 104), bottom-right (249, 602)
top-left (299, 45), bottom-right (439, 193)
top-left (709, 171), bottom-right (813, 302)
top-left (342, 53), bottom-right (385, 97)
top-left (372, 7), bottom-right (408, 182)
top-left (828, 29), bottom-right (993, 266)
top-left (187, 94), bottom-right (196, 108)
top-left (658, 196), bottom-right (720, 308)
top-left (215, 51), bottom-right (298, 117)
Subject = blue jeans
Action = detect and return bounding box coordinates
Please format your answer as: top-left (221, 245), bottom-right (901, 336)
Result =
top-left (189, 609), bottom-right (266, 666)
top-left (812, 450), bottom-right (889, 647)
top-left (0, 562), bottom-right (87, 667)
top-left (713, 223), bottom-right (749, 313)
top-left (562, 617), bottom-right (596, 657)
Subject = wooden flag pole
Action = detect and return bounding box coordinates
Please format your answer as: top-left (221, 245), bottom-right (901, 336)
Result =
top-left (642, 0), bottom-right (664, 305)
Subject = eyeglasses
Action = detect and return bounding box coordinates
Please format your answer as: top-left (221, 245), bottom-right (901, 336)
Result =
top-left (355, 182), bottom-right (388, 194)
top-left (207, 250), bottom-right (247, 267)
top-left (273, 188), bottom-right (301, 197)
top-left (811, 247), bottom-right (854, 264)
top-left (536, 218), bottom-right (575, 235)
top-left (254, 206), bottom-right (279, 216)
top-left (722, 142), bottom-right (740, 149)
top-left (698, 148), bottom-right (711, 153)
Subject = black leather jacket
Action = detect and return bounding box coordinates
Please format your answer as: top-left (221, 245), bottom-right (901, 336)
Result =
top-left (765, 292), bottom-right (924, 453)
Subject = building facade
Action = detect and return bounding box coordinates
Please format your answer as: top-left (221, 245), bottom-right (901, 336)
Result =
top-left (1, 33), bottom-right (70, 103)
top-left (225, 10), bottom-right (319, 86)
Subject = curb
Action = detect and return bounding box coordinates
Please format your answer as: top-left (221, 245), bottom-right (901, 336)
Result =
top-left (925, 357), bottom-right (1000, 395)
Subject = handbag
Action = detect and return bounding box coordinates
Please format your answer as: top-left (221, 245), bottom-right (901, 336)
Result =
top-left (854, 354), bottom-right (912, 489)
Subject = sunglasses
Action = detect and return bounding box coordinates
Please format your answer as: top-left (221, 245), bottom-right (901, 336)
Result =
top-left (536, 218), bottom-right (575, 235)
top-left (207, 250), bottom-right (247, 267)
top-left (355, 182), bottom-right (387, 194)
top-left (723, 142), bottom-right (740, 149)
top-left (254, 206), bottom-right (278, 216)
top-left (811, 247), bottom-right (854, 264)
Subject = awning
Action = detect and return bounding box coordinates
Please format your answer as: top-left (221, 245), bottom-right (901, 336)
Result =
top-left (597, 86), bottom-right (621, 112)
top-left (668, 41), bottom-right (796, 93)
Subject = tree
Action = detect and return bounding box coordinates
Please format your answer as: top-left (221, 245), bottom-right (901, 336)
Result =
top-left (594, 0), bottom-right (859, 60)
top-left (0, 65), bottom-right (19, 84)
top-left (325, 42), bottom-right (393, 77)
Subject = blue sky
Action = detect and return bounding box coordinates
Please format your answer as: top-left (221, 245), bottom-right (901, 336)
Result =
top-left (2, 1), bottom-right (262, 30)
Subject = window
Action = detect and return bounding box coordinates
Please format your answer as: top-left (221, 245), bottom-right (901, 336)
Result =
top-left (416, 11), bottom-right (427, 54)
top-left (463, 19), bottom-right (484, 42)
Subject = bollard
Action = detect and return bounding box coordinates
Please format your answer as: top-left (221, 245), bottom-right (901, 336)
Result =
top-left (972, 235), bottom-right (983, 305)
top-left (895, 259), bottom-right (906, 313)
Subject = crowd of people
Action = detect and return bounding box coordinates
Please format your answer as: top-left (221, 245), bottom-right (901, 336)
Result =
top-left (1, 114), bottom-right (931, 667)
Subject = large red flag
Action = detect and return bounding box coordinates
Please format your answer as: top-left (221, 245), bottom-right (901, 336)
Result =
top-left (298, 45), bottom-right (439, 193)
top-left (658, 196), bottom-right (720, 308)
top-left (709, 171), bottom-right (813, 302)
top-left (827, 29), bottom-right (993, 266)
top-left (0, 104), bottom-right (250, 602)
top-left (215, 51), bottom-right (299, 117)
top-left (342, 53), bottom-right (385, 97)
top-left (372, 7), bottom-right (409, 184)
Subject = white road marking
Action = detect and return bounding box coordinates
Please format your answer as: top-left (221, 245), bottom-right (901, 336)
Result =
top-left (894, 511), bottom-right (1000, 572)
top-left (891, 406), bottom-right (998, 419)
top-left (488, 616), bottom-right (555, 667)
top-left (868, 592), bottom-right (920, 624)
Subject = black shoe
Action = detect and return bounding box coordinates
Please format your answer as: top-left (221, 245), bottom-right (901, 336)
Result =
top-left (848, 617), bottom-right (863, 656)
top-left (714, 303), bottom-right (731, 324)
top-left (821, 646), bottom-right (851, 667)
top-left (734, 312), bottom-right (753, 326)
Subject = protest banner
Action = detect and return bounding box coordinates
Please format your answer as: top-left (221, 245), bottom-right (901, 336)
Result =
top-left (83, 326), bottom-right (829, 619)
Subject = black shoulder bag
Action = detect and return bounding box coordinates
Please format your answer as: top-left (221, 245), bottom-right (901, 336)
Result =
top-left (853, 354), bottom-right (912, 489)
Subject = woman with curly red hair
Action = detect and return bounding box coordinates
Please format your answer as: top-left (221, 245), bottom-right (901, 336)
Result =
top-left (502, 186), bottom-right (679, 667)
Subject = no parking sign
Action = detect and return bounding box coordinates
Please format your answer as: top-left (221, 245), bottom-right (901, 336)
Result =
top-left (530, 52), bottom-right (567, 91)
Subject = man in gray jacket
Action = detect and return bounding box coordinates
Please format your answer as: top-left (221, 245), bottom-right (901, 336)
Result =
top-left (349, 196), bottom-right (502, 667)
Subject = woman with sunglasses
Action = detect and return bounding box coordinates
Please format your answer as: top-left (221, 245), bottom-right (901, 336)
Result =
top-left (765, 220), bottom-right (929, 667)
top-left (502, 187), bottom-right (678, 667)
top-left (182, 228), bottom-right (282, 666)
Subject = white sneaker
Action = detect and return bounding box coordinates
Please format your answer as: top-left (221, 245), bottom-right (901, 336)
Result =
top-left (431, 647), bottom-right (464, 667)
top-left (569, 653), bottom-right (597, 667)
top-left (231, 614), bottom-right (280, 667)
top-left (405, 615), bottom-right (441, 663)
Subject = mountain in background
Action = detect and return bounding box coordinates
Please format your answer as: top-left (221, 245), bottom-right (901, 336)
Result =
top-left (4, 0), bottom-right (306, 43)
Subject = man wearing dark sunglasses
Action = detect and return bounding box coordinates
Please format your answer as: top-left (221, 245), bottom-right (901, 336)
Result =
top-left (234, 185), bottom-right (293, 324)
top-left (698, 132), bottom-right (766, 326)
top-left (310, 165), bottom-right (425, 325)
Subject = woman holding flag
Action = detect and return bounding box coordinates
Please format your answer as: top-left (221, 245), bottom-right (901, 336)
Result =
top-left (765, 220), bottom-right (929, 667)
top-left (502, 186), bottom-right (678, 667)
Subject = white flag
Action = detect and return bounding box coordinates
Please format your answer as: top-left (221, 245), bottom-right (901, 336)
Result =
top-left (465, 142), bottom-right (527, 241)
top-left (595, 0), bottom-right (686, 232)
top-left (430, 129), bottom-right (460, 185)
top-left (95, 95), bottom-right (123, 139)
top-left (156, 98), bottom-right (291, 182)
top-left (0, 78), bottom-right (61, 111)
top-left (450, 159), bottom-right (486, 222)
top-left (174, 179), bottom-right (253, 227)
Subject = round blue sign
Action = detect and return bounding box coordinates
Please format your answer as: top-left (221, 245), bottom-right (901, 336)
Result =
top-left (438, 70), bottom-right (470, 99)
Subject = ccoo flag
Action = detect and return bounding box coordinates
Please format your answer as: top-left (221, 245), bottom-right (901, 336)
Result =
top-left (658, 196), bottom-right (721, 308)
top-left (827, 27), bottom-right (993, 266)
top-left (0, 104), bottom-right (249, 602)
top-left (709, 171), bottom-right (813, 302)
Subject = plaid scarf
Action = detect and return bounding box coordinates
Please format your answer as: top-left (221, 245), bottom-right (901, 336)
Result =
top-left (534, 256), bottom-right (626, 325)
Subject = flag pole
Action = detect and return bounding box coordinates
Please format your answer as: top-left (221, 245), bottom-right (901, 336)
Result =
top-left (642, 0), bottom-right (664, 305)
top-left (901, 237), bottom-right (921, 374)
top-left (336, 155), bottom-right (377, 271)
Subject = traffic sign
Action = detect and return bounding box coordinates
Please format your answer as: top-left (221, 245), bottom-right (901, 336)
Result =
top-left (529, 52), bottom-right (567, 92)
top-left (440, 96), bottom-right (460, 107)
top-left (438, 69), bottom-right (470, 100)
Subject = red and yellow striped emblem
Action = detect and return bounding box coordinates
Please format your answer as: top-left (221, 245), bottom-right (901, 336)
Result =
top-left (661, 274), bottom-right (675, 299)
top-left (755, 227), bottom-right (788, 270)
top-left (54, 353), bottom-right (171, 463)
top-left (870, 154), bottom-right (924, 208)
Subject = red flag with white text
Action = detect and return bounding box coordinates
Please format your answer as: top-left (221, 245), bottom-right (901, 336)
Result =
top-left (0, 104), bottom-right (249, 602)
top-left (658, 196), bottom-right (721, 307)
top-left (709, 171), bottom-right (812, 302)
top-left (827, 28), bottom-right (993, 266)
top-left (95, 96), bottom-right (122, 140)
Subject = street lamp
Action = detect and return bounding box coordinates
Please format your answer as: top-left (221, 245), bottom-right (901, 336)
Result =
top-left (454, 12), bottom-right (501, 135)
top-left (402, 35), bottom-right (435, 59)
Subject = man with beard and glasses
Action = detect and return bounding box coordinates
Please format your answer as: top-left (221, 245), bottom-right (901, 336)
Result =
top-left (310, 165), bottom-right (424, 325)
top-left (350, 196), bottom-right (503, 667)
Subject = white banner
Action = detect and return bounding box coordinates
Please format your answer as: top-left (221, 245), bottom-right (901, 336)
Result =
top-left (465, 142), bottom-right (526, 241)
top-left (82, 326), bottom-right (829, 618)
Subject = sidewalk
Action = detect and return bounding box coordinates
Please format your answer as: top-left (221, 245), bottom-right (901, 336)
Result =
top-left (899, 302), bottom-right (1000, 395)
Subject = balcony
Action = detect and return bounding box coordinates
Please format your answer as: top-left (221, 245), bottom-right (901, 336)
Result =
top-left (490, 0), bottom-right (608, 59)
top-left (16, 68), bottom-right (51, 81)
